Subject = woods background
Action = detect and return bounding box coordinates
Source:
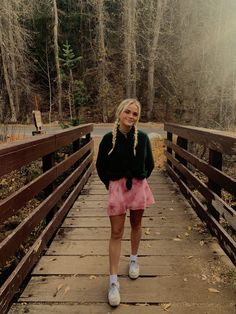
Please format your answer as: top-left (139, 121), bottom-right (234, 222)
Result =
top-left (0, 0), bottom-right (236, 129)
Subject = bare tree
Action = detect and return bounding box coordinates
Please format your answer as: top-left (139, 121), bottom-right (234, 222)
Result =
top-left (0, 16), bottom-right (17, 122)
top-left (95, 0), bottom-right (109, 122)
top-left (0, 0), bottom-right (32, 122)
top-left (146, 0), bottom-right (167, 120)
top-left (124, 0), bottom-right (137, 98)
top-left (52, 0), bottom-right (63, 120)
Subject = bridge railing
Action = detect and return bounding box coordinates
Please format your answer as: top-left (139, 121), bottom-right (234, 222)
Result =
top-left (164, 123), bottom-right (236, 264)
top-left (0, 123), bottom-right (94, 313)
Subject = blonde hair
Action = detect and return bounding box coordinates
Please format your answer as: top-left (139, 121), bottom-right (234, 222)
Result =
top-left (108, 98), bottom-right (141, 155)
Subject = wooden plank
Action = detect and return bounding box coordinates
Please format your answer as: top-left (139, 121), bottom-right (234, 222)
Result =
top-left (78, 194), bottom-right (182, 201)
top-left (18, 276), bottom-right (235, 304)
top-left (81, 186), bottom-right (177, 194)
top-left (44, 236), bottom-right (216, 256)
top-left (67, 207), bottom-right (195, 217)
top-left (71, 200), bottom-right (188, 210)
top-left (165, 151), bottom-right (236, 223)
top-left (0, 154), bottom-right (93, 265)
top-left (0, 136), bottom-right (55, 176)
top-left (32, 255), bottom-right (175, 276)
top-left (54, 227), bottom-right (197, 241)
top-left (7, 169), bottom-right (236, 314)
top-left (61, 216), bottom-right (192, 228)
top-left (32, 254), bottom-right (225, 276)
top-left (55, 124), bottom-right (93, 150)
top-left (9, 303), bottom-right (236, 314)
top-left (165, 139), bottom-right (236, 196)
top-left (0, 124), bottom-right (93, 176)
top-left (0, 141), bottom-right (93, 223)
top-left (164, 122), bottom-right (236, 155)
top-left (46, 239), bottom-right (218, 256)
top-left (166, 163), bottom-right (236, 264)
top-left (0, 165), bottom-right (93, 314)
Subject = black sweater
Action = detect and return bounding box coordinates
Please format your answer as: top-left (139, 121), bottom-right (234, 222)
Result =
top-left (96, 128), bottom-right (154, 188)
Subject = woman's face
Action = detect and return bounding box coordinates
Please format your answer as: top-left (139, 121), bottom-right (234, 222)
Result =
top-left (119, 103), bottom-right (139, 129)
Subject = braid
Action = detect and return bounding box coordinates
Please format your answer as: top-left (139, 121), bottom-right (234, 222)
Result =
top-left (108, 119), bottom-right (119, 155)
top-left (133, 124), bottom-right (138, 156)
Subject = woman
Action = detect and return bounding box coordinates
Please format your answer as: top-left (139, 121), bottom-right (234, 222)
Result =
top-left (96, 98), bottom-right (155, 306)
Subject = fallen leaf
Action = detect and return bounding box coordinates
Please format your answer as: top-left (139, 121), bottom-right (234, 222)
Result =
top-left (162, 303), bottom-right (171, 311)
top-left (188, 226), bottom-right (192, 231)
top-left (169, 207), bottom-right (174, 211)
top-left (184, 232), bottom-right (189, 237)
top-left (200, 240), bottom-right (204, 246)
top-left (57, 283), bottom-right (64, 292)
top-left (145, 228), bottom-right (150, 235)
top-left (64, 286), bottom-right (70, 294)
top-left (208, 288), bottom-right (220, 293)
top-left (183, 278), bottom-right (188, 282)
top-left (173, 238), bottom-right (182, 241)
top-left (89, 275), bottom-right (97, 279)
top-left (201, 274), bottom-right (207, 281)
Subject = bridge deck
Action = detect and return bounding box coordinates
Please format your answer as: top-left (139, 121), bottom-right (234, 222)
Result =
top-left (9, 170), bottom-right (235, 313)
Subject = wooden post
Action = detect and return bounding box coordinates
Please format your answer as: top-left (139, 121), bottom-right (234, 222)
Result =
top-left (176, 136), bottom-right (188, 167)
top-left (174, 136), bottom-right (188, 183)
top-left (207, 149), bottom-right (222, 221)
top-left (86, 132), bottom-right (91, 143)
top-left (73, 139), bottom-right (81, 153)
top-left (43, 152), bottom-right (55, 223)
top-left (167, 131), bottom-right (172, 167)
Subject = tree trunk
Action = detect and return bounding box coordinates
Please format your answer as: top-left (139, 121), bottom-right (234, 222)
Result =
top-left (146, 0), bottom-right (167, 120)
top-left (53, 0), bottom-right (63, 120)
top-left (46, 41), bottom-right (53, 124)
top-left (68, 69), bottom-right (74, 121)
top-left (8, 9), bottom-right (20, 117)
top-left (124, 0), bottom-right (137, 98)
top-left (0, 16), bottom-right (17, 122)
top-left (96, 0), bottom-right (108, 122)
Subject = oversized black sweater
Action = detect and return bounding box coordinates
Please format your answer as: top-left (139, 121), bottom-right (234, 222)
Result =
top-left (96, 128), bottom-right (154, 189)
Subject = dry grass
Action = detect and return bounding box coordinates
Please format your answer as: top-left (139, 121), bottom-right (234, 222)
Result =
top-left (150, 138), bottom-right (166, 169)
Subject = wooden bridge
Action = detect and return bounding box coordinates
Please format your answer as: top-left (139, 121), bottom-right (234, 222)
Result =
top-left (0, 123), bottom-right (235, 313)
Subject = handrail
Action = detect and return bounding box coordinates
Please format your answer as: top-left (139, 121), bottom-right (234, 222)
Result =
top-left (164, 122), bottom-right (236, 265)
top-left (0, 123), bottom-right (94, 314)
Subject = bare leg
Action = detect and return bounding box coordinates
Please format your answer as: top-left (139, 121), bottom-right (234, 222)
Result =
top-left (130, 209), bottom-right (144, 255)
top-left (109, 214), bottom-right (126, 275)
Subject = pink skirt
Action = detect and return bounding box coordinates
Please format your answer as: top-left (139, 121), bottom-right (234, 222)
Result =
top-left (107, 178), bottom-right (155, 216)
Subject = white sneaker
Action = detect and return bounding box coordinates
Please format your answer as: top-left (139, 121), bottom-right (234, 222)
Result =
top-left (129, 260), bottom-right (139, 279)
top-left (108, 282), bottom-right (120, 306)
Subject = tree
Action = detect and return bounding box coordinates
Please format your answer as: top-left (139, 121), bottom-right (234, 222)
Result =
top-left (60, 42), bottom-right (82, 120)
top-left (95, 0), bottom-right (109, 122)
top-left (0, 0), bottom-right (32, 122)
top-left (146, 0), bottom-right (167, 120)
top-left (124, 0), bottom-right (137, 98)
top-left (52, 0), bottom-right (63, 120)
